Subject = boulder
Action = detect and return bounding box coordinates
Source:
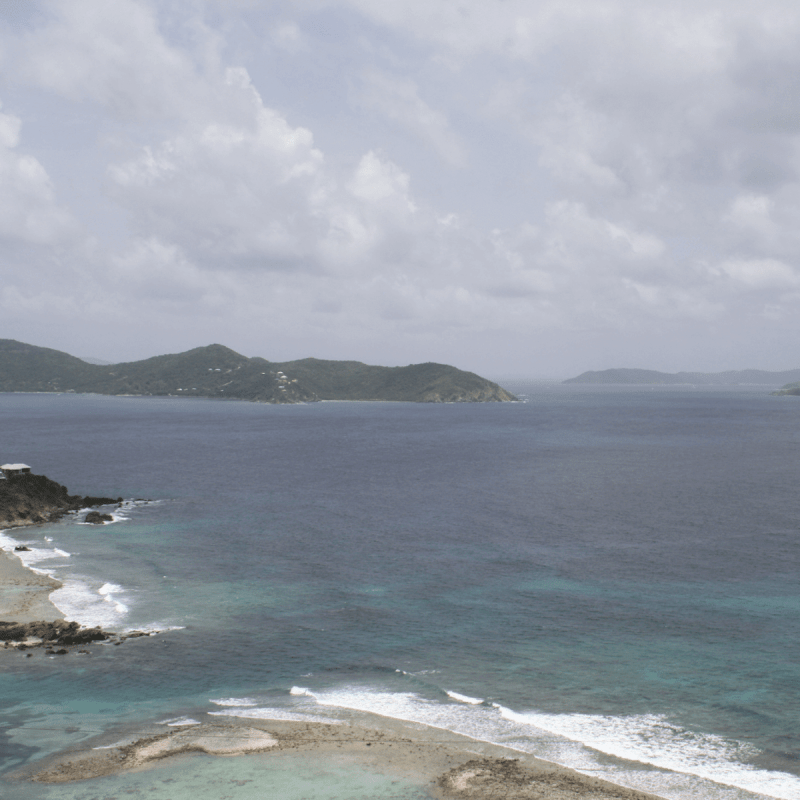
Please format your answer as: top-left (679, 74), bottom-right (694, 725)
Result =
top-left (84, 511), bottom-right (113, 524)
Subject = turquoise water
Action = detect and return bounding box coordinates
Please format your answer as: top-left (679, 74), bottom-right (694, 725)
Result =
top-left (1, 386), bottom-right (799, 799)
top-left (6, 752), bottom-right (434, 800)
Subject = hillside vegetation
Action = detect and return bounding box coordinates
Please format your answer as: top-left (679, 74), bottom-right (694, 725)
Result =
top-left (0, 340), bottom-right (516, 403)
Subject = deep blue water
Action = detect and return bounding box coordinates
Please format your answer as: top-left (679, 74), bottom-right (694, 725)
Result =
top-left (1, 386), bottom-right (799, 799)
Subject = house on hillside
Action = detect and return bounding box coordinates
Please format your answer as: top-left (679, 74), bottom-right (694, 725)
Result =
top-left (0, 463), bottom-right (31, 479)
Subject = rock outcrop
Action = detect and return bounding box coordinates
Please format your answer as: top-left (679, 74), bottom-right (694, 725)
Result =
top-left (0, 473), bottom-right (121, 529)
top-left (84, 511), bottom-right (114, 524)
top-left (0, 620), bottom-right (109, 645)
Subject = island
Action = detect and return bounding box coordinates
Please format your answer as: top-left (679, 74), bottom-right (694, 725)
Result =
top-left (0, 340), bottom-right (516, 403)
top-left (564, 367), bottom-right (800, 385)
top-left (771, 382), bottom-right (800, 396)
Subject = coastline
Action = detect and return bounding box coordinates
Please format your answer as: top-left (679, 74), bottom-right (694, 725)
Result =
top-left (0, 546), bottom-right (64, 624)
top-left (0, 542), bottom-right (667, 799)
top-left (16, 716), bottom-right (666, 800)
top-left (0, 533), bottom-right (123, 651)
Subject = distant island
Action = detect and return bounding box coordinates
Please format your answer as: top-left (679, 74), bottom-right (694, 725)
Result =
top-left (563, 367), bottom-right (800, 386)
top-left (771, 382), bottom-right (800, 396)
top-left (0, 340), bottom-right (516, 404)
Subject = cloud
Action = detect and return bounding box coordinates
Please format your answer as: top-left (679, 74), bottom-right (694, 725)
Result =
top-left (272, 21), bottom-right (307, 52)
top-left (105, 66), bottom-right (329, 269)
top-left (14, 0), bottom-right (210, 122)
top-left (5, 0), bottom-right (800, 373)
top-left (720, 258), bottom-right (800, 290)
top-left (0, 102), bottom-right (77, 246)
top-left (356, 70), bottom-right (467, 166)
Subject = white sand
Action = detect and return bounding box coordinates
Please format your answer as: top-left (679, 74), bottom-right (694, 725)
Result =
top-left (0, 549), bottom-right (64, 623)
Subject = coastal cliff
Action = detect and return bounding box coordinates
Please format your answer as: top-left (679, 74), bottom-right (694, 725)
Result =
top-left (0, 473), bottom-right (120, 529)
top-left (0, 339), bottom-right (516, 403)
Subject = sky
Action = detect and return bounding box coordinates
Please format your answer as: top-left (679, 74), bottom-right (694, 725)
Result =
top-left (1, 0), bottom-right (800, 379)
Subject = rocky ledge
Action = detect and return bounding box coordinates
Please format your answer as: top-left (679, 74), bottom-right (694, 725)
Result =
top-left (0, 620), bottom-right (109, 646)
top-left (0, 620), bottom-right (153, 654)
top-left (0, 473), bottom-right (121, 528)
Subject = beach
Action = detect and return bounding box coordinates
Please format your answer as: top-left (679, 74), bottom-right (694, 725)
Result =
top-left (0, 548), bottom-right (64, 625)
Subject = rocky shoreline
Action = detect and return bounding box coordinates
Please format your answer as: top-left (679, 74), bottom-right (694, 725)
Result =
top-left (0, 472), bottom-right (121, 529)
top-left (1, 619), bottom-right (152, 655)
top-left (0, 472), bottom-right (144, 656)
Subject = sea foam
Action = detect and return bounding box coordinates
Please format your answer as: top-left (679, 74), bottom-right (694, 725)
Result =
top-left (207, 707), bottom-right (338, 724)
top-left (445, 690), bottom-right (484, 704)
top-left (237, 684), bottom-right (800, 800)
top-left (0, 531), bottom-right (70, 569)
top-left (50, 579), bottom-right (130, 629)
top-left (501, 708), bottom-right (800, 800)
top-left (1, 530), bottom-right (131, 627)
top-left (209, 698), bottom-right (258, 708)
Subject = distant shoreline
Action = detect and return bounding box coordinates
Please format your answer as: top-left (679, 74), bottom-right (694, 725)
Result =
top-left (0, 339), bottom-right (517, 403)
top-left (563, 365), bottom-right (800, 386)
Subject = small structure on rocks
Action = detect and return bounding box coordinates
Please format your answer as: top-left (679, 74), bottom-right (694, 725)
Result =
top-left (1, 463), bottom-right (31, 479)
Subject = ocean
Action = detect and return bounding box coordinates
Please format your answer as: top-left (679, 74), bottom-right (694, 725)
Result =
top-left (0, 385), bottom-right (799, 799)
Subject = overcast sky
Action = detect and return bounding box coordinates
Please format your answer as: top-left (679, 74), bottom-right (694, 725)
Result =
top-left (2, 0), bottom-right (800, 378)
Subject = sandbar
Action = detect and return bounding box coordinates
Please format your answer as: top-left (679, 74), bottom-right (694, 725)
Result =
top-left (16, 717), bottom-right (665, 800)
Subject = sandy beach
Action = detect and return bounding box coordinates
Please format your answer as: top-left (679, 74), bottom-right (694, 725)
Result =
top-left (0, 547), bottom-right (64, 624)
top-left (15, 717), bottom-right (666, 800)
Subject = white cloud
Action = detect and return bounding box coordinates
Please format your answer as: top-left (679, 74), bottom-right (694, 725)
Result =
top-left (721, 258), bottom-right (800, 290)
top-left (726, 194), bottom-right (775, 233)
top-left (105, 66), bottom-right (328, 268)
top-left (272, 21), bottom-right (307, 52)
top-left (357, 70), bottom-right (466, 166)
top-left (0, 103), bottom-right (77, 245)
top-left (16, 0), bottom-right (207, 121)
top-left (347, 150), bottom-right (412, 206)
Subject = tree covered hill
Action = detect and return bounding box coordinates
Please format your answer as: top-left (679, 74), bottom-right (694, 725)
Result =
top-left (0, 340), bottom-right (516, 403)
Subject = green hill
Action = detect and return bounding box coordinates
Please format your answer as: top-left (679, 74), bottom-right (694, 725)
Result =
top-left (0, 340), bottom-right (516, 403)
